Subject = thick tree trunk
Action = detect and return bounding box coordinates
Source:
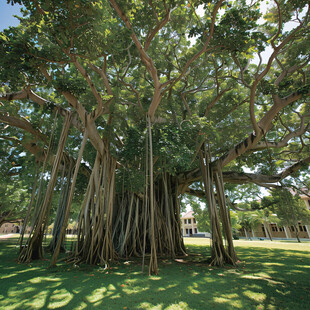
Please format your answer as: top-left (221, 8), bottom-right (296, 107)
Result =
top-left (214, 165), bottom-right (238, 262)
top-left (110, 119), bottom-right (185, 274)
top-left (199, 149), bottom-right (237, 266)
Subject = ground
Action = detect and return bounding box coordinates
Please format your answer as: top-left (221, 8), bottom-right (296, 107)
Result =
top-left (0, 235), bottom-right (309, 309)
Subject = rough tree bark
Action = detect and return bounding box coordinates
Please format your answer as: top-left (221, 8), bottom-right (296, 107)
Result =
top-left (199, 148), bottom-right (237, 266)
top-left (18, 113), bottom-right (72, 262)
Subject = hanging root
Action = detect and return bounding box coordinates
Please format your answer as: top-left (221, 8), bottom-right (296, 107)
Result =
top-left (19, 113), bottom-right (72, 263)
top-left (199, 146), bottom-right (238, 267)
top-left (69, 149), bottom-right (117, 266)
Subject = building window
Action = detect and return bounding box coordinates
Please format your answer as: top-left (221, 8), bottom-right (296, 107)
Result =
top-left (271, 224), bottom-right (278, 232)
top-left (193, 218), bottom-right (196, 224)
top-left (278, 227), bottom-right (284, 232)
top-left (188, 219), bottom-right (191, 224)
top-left (184, 219), bottom-right (187, 224)
top-left (290, 226), bottom-right (295, 232)
top-left (186, 229), bottom-right (188, 234)
top-left (194, 228), bottom-right (198, 234)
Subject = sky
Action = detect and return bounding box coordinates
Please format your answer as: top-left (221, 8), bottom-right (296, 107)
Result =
top-left (0, 1), bottom-right (22, 31)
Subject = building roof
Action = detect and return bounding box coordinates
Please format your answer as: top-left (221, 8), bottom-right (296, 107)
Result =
top-left (181, 210), bottom-right (194, 219)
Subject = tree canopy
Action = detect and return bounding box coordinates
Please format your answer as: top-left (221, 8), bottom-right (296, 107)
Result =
top-left (0, 0), bottom-right (309, 273)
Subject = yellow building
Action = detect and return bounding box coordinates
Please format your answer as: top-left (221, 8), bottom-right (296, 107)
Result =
top-left (182, 195), bottom-right (310, 240)
top-left (239, 195), bottom-right (310, 239)
top-left (181, 211), bottom-right (210, 237)
top-left (0, 221), bottom-right (22, 234)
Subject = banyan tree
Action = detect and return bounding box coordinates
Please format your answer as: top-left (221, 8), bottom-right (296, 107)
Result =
top-left (1, 0), bottom-right (309, 274)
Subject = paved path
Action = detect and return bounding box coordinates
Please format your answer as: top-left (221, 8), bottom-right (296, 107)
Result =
top-left (0, 233), bottom-right (19, 240)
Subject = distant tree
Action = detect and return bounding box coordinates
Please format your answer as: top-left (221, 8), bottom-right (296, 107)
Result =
top-left (262, 188), bottom-right (310, 242)
top-left (237, 210), bottom-right (260, 240)
top-left (0, 146), bottom-right (32, 226)
top-left (229, 211), bottom-right (241, 240)
top-left (254, 209), bottom-right (279, 241)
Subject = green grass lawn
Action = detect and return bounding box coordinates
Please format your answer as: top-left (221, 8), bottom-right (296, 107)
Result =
top-left (0, 236), bottom-right (309, 310)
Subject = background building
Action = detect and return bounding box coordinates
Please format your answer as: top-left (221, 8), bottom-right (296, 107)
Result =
top-left (0, 221), bottom-right (22, 234)
top-left (181, 211), bottom-right (210, 237)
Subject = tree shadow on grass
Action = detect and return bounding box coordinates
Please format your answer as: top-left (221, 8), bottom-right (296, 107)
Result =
top-left (0, 241), bottom-right (309, 309)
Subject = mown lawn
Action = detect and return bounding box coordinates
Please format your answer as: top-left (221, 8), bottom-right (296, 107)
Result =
top-left (0, 236), bottom-right (309, 309)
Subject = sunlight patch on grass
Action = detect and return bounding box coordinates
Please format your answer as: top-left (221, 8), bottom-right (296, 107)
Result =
top-left (110, 292), bottom-right (122, 299)
top-left (28, 277), bottom-right (42, 284)
top-left (110, 293), bottom-right (121, 299)
top-left (213, 293), bottom-right (241, 308)
top-left (47, 288), bottom-right (73, 309)
top-left (0, 301), bottom-right (24, 310)
top-left (263, 262), bottom-right (284, 266)
top-left (28, 276), bottom-right (62, 284)
top-left (138, 302), bottom-right (162, 309)
top-left (188, 282), bottom-right (200, 295)
top-left (86, 287), bottom-right (107, 303)
top-left (166, 283), bottom-right (178, 289)
top-left (107, 284), bottom-right (116, 291)
top-left (113, 271), bottom-right (126, 275)
top-left (202, 276), bottom-right (217, 283)
top-left (246, 284), bottom-right (263, 290)
top-left (72, 301), bottom-right (88, 310)
top-left (1, 273), bottom-right (17, 279)
top-left (45, 282), bottom-right (62, 290)
top-left (255, 272), bottom-right (271, 278)
top-left (241, 275), bottom-right (283, 285)
top-left (16, 267), bottom-right (41, 274)
top-left (26, 290), bottom-right (49, 309)
top-left (166, 301), bottom-right (190, 309)
top-left (290, 269), bottom-right (305, 274)
top-left (275, 289), bottom-right (290, 296)
top-left (123, 285), bottom-right (148, 295)
top-left (72, 289), bottom-right (82, 294)
top-left (213, 296), bottom-right (242, 308)
top-left (8, 286), bottom-right (35, 297)
top-left (243, 290), bottom-right (266, 302)
top-left (188, 287), bottom-right (200, 294)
